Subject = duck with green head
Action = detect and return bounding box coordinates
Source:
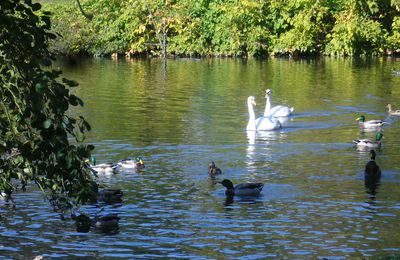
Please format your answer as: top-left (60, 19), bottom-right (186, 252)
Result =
top-left (117, 155), bottom-right (145, 170)
top-left (356, 115), bottom-right (386, 129)
top-left (353, 132), bottom-right (383, 149)
top-left (219, 179), bottom-right (264, 197)
top-left (86, 156), bottom-right (117, 175)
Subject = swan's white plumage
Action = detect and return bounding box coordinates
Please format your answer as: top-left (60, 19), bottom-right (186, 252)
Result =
top-left (264, 89), bottom-right (293, 117)
top-left (247, 96), bottom-right (281, 131)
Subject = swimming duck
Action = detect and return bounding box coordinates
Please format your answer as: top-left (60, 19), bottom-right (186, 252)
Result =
top-left (208, 161), bottom-right (222, 176)
top-left (96, 189), bottom-right (123, 204)
top-left (264, 89), bottom-right (294, 117)
top-left (353, 132), bottom-right (383, 149)
top-left (72, 213), bottom-right (120, 233)
top-left (93, 214), bottom-right (120, 230)
top-left (386, 104), bottom-right (400, 116)
top-left (364, 150), bottom-right (381, 196)
top-left (219, 179), bottom-right (264, 197)
top-left (117, 156), bottom-right (145, 170)
top-left (392, 67), bottom-right (400, 76)
top-left (247, 96), bottom-right (281, 131)
top-left (365, 150), bottom-right (381, 180)
top-left (356, 115), bottom-right (386, 129)
top-left (71, 213), bottom-right (92, 233)
top-left (86, 157), bottom-right (117, 175)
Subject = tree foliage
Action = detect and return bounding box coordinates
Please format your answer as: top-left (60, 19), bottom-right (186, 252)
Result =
top-left (0, 0), bottom-right (96, 208)
top-left (43, 0), bottom-right (400, 57)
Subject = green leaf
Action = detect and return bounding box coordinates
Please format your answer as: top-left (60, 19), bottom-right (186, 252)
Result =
top-left (35, 82), bottom-right (45, 93)
top-left (43, 119), bottom-right (52, 129)
top-left (31, 3), bottom-right (42, 12)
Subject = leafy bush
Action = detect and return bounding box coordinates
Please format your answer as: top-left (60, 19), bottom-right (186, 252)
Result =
top-left (0, 0), bottom-right (96, 209)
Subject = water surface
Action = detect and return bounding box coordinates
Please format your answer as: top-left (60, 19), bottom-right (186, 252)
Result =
top-left (1, 57), bottom-right (400, 259)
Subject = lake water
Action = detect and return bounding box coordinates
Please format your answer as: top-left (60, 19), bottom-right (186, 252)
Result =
top-left (1, 57), bottom-right (400, 259)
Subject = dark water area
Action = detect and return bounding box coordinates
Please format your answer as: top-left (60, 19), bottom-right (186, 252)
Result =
top-left (1, 57), bottom-right (400, 259)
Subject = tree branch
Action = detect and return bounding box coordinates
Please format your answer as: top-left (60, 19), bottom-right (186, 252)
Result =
top-left (76, 0), bottom-right (93, 21)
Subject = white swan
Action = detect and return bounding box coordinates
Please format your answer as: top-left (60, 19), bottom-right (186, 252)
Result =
top-left (264, 89), bottom-right (294, 117)
top-left (247, 96), bottom-right (281, 131)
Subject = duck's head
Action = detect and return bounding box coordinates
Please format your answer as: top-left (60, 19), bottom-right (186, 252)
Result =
top-left (356, 115), bottom-right (365, 122)
top-left (219, 179), bottom-right (234, 189)
top-left (135, 156), bottom-right (145, 168)
top-left (265, 89), bottom-right (271, 98)
top-left (85, 156), bottom-right (96, 165)
top-left (71, 213), bottom-right (92, 233)
top-left (209, 161), bottom-right (216, 169)
top-left (375, 132), bottom-right (383, 141)
top-left (370, 150), bottom-right (376, 160)
top-left (247, 96), bottom-right (256, 106)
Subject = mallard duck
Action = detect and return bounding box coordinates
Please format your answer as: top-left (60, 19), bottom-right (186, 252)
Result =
top-left (71, 213), bottom-right (92, 233)
top-left (392, 67), bottom-right (400, 76)
top-left (0, 191), bottom-right (12, 201)
top-left (208, 161), bottom-right (222, 176)
top-left (356, 115), bottom-right (386, 129)
top-left (364, 150), bottom-right (381, 196)
top-left (247, 96), bottom-right (281, 131)
top-left (93, 214), bottom-right (120, 230)
top-left (219, 179), bottom-right (264, 197)
top-left (365, 150), bottom-right (381, 180)
top-left (72, 213), bottom-right (120, 233)
top-left (264, 89), bottom-right (294, 117)
top-left (86, 157), bottom-right (117, 175)
top-left (387, 104), bottom-right (400, 116)
top-left (353, 132), bottom-right (383, 149)
top-left (96, 189), bottom-right (123, 204)
top-left (117, 156), bottom-right (145, 170)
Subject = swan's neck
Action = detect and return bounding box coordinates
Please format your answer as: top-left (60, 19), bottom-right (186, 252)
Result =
top-left (247, 102), bottom-right (256, 130)
top-left (264, 95), bottom-right (271, 117)
top-left (388, 105), bottom-right (392, 112)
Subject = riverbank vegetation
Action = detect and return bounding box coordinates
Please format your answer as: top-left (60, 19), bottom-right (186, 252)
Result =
top-left (1, 0), bottom-right (96, 209)
top-left (42, 0), bottom-right (400, 57)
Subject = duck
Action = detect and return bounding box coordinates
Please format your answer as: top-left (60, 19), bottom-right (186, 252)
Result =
top-left (208, 161), bottom-right (222, 176)
top-left (96, 188), bottom-right (123, 204)
top-left (72, 213), bottom-right (120, 233)
top-left (386, 104), bottom-right (400, 116)
top-left (86, 156), bottom-right (117, 175)
top-left (365, 150), bottom-right (381, 180)
top-left (364, 150), bottom-right (381, 196)
top-left (356, 115), bottom-right (386, 129)
top-left (93, 214), bottom-right (120, 230)
top-left (263, 89), bottom-right (294, 117)
top-left (392, 67), bottom-right (400, 76)
top-left (353, 132), bottom-right (383, 149)
top-left (247, 96), bottom-right (281, 131)
top-left (219, 179), bottom-right (264, 197)
top-left (117, 156), bottom-right (145, 170)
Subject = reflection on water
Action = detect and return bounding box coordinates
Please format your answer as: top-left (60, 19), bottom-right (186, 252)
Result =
top-left (1, 57), bottom-right (400, 259)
